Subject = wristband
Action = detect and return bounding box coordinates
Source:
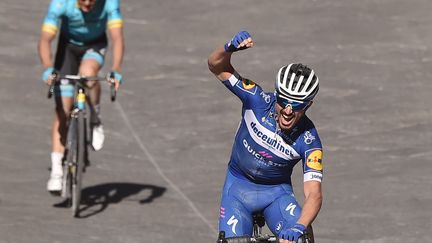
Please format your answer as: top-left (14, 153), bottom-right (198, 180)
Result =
top-left (42, 67), bottom-right (55, 82)
top-left (111, 71), bottom-right (123, 84)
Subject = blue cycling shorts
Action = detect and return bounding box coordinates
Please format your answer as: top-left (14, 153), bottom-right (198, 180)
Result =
top-left (53, 83), bottom-right (74, 97)
top-left (219, 169), bottom-right (302, 238)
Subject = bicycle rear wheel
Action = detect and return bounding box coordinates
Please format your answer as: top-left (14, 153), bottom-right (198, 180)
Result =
top-left (71, 111), bottom-right (86, 217)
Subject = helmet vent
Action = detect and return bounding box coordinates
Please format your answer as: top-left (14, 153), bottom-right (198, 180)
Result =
top-left (275, 63), bottom-right (319, 102)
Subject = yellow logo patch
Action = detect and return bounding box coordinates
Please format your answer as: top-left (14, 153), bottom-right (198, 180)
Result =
top-left (306, 150), bottom-right (323, 171)
top-left (242, 78), bottom-right (256, 90)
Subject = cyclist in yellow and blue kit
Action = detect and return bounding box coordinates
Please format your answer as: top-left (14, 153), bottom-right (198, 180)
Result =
top-left (38, 0), bottom-right (125, 193)
top-left (208, 31), bottom-right (323, 243)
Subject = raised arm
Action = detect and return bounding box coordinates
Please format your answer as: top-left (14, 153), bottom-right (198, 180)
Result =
top-left (208, 31), bottom-right (254, 82)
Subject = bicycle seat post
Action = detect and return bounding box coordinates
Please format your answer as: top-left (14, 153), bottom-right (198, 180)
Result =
top-left (252, 213), bottom-right (265, 236)
top-left (217, 231), bottom-right (227, 243)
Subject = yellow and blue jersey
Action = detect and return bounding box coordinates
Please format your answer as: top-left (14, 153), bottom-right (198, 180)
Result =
top-left (42, 0), bottom-right (123, 46)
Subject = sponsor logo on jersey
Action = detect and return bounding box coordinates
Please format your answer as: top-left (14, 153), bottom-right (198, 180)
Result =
top-left (260, 91), bottom-right (271, 103)
top-left (227, 215), bottom-right (239, 235)
top-left (242, 78), bottom-right (256, 90)
top-left (275, 221), bottom-right (284, 233)
top-left (304, 131), bottom-right (316, 144)
top-left (220, 207), bottom-right (225, 218)
top-left (242, 139), bottom-right (287, 167)
top-left (306, 150), bottom-right (323, 171)
top-left (285, 203), bottom-right (297, 216)
top-left (304, 171), bottom-right (323, 182)
top-left (258, 151), bottom-right (272, 159)
top-left (244, 110), bottom-right (299, 159)
top-left (261, 112), bottom-right (275, 127)
top-left (250, 122), bottom-right (294, 157)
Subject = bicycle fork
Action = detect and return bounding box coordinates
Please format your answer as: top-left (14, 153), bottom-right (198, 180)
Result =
top-left (61, 108), bottom-right (80, 199)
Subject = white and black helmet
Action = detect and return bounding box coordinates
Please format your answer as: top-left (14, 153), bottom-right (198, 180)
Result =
top-left (275, 63), bottom-right (319, 103)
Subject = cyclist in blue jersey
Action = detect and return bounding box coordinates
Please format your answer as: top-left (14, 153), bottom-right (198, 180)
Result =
top-left (208, 31), bottom-right (323, 243)
top-left (38, 0), bottom-right (125, 193)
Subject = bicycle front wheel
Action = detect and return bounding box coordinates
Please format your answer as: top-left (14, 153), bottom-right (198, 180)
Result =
top-left (71, 111), bottom-right (86, 217)
top-left (62, 117), bottom-right (78, 203)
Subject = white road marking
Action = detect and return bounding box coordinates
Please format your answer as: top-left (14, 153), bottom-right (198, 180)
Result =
top-left (114, 100), bottom-right (217, 236)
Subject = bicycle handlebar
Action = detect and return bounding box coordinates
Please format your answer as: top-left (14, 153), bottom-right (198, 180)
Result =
top-left (224, 235), bottom-right (304, 243)
top-left (109, 72), bottom-right (116, 102)
top-left (225, 237), bottom-right (253, 243)
top-left (47, 74), bottom-right (117, 102)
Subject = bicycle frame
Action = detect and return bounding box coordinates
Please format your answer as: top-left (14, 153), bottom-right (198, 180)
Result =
top-left (48, 74), bottom-right (115, 217)
top-left (63, 77), bottom-right (90, 217)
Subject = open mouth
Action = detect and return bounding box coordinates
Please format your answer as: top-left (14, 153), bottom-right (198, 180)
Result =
top-left (81, 7), bottom-right (92, 12)
top-left (279, 113), bottom-right (295, 127)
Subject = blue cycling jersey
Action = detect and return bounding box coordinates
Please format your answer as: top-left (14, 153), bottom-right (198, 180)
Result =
top-left (222, 72), bottom-right (323, 185)
top-left (42, 0), bottom-right (123, 45)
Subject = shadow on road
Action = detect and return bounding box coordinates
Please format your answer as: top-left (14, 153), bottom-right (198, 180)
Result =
top-left (53, 182), bottom-right (166, 218)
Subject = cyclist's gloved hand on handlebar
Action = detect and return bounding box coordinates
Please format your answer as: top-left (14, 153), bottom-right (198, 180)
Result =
top-left (278, 223), bottom-right (306, 242)
top-left (108, 70), bottom-right (123, 90)
top-left (224, 30), bottom-right (253, 52)
top-left (42, 67), bottom-right (57, 85)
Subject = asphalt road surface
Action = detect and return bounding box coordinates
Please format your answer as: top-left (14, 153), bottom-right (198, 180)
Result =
top-left (1, 0), bottom-right (431, 242)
